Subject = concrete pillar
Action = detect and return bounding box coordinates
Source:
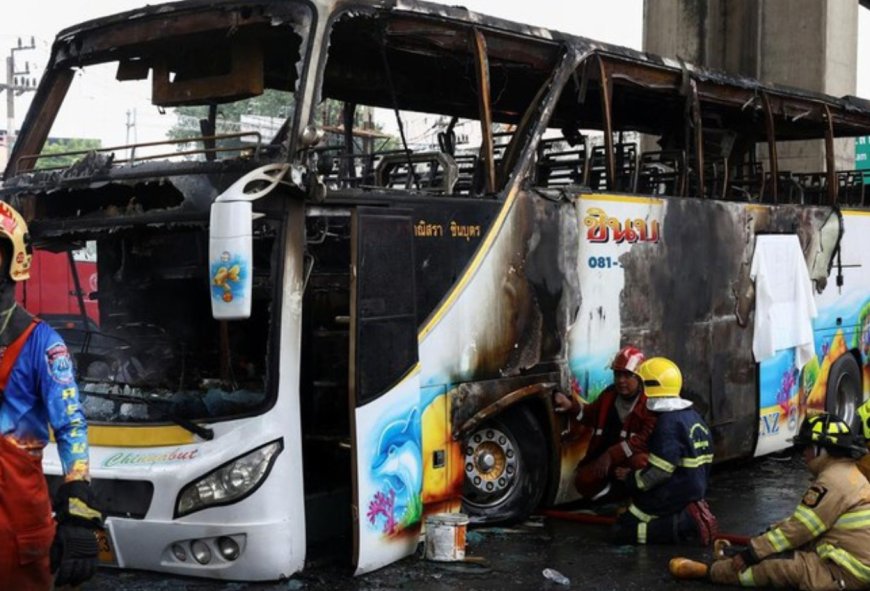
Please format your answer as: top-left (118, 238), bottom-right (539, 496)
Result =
top-left (643, 0), bottom-right (858, 174)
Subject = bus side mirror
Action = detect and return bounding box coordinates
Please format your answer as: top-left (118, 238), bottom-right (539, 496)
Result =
top-left (209, 200), bottom-right (253, 319)
top-left (208, 164), bottom-right (289, 320)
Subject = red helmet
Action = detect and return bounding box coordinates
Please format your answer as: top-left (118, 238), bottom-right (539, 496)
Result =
top-left (610, 346), bottom-right (645, 375)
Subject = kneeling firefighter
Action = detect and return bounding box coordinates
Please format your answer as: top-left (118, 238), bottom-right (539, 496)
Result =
top-left (556, 345), bottom-right (657, 502)
top-left (611, 357), bottom-right (718, 546)
top-left (671, 413), bottom-right (870, 590)
top-left (854, 398), bottom-right (870, 480)
top-left (0, 201), bottom-right (103, 590)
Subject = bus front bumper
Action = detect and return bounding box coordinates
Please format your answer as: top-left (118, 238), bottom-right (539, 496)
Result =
top-left (104, 516), bottom-right (303, 581)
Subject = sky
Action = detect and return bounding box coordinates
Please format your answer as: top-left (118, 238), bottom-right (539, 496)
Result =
top-left (0, 0), bottom-right (643, 146)
top-left (0, 1), bottom-right (866, 147)
top-left (0, 0), bottom-right (643, 147)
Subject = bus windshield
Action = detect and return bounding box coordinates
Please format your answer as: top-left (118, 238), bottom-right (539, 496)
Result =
top-left (26, 221), bottom-right (278, 424)
top-left (8, 1), bottom-right (311, 177)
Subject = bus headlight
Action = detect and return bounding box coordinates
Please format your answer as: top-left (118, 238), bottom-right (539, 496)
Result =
top-left (175, 439), bottom-right (283, 517)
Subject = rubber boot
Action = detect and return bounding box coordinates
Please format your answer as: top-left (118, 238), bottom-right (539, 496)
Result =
top-left (686, 500), bottom-right (719, 546)
top-left (669, 557), bottom-right (710, 580)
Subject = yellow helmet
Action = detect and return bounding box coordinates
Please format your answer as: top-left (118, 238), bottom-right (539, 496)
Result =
top-left (857, 400), bottom-right (870, 441)
top-left (0, 201), bottom-right (31, 281)
top-left (638, 357), bottom-right (682, 398)
top-left (792, 413), bottom-right (866, 458)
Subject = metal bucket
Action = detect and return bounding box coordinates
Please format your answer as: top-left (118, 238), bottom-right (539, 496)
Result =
top-left (424, 513), bottom-right (469, 562)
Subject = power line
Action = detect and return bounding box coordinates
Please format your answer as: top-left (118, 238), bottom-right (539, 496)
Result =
top-left (0, 36), bottom-right (37, 149)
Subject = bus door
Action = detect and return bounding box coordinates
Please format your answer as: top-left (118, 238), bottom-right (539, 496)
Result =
top-left (349, 207), bottom-right (422, 574)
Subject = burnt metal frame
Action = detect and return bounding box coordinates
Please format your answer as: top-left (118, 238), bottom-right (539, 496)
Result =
top-left (7, 0), bottom-right (870, 204)
top-left (570, 49), bottom-right (865, 204)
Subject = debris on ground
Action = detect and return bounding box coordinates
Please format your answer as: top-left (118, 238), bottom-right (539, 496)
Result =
top-left (542, 567), bottom-right (571, 585)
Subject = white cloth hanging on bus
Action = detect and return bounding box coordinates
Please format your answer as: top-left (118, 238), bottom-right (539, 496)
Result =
top-left (750, 234), bottom-right (817, 369)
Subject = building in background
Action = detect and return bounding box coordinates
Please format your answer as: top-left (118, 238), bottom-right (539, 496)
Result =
top-left (644, 0), bottom-right (864, 178)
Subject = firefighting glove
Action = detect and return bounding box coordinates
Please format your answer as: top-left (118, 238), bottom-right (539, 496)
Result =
top-left (51, 480), bottom-right (104, 587)
top-left (589, 451), bottom-right (613, 480)
top-left (606, 442), bottom-right (628, 465)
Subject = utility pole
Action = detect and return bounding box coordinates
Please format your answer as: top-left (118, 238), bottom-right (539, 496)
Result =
top-left (125, 108), bottom-right (137, 161)
top-left (1, 36), bottom-right (37, 150)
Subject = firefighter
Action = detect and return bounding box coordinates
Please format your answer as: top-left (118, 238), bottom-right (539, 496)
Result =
top-left (855, 398), bottom-right (870, 480)
top-left (610, 356), bottom-right (718, 545)
top-left (554, 345), bottom-right (657, 500)
top-left (0, 201), bottom-right (103, 590)
top-left (670, 413), bottom-right (870, 590)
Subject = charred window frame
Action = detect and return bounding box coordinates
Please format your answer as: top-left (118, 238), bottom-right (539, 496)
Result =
top-left (313, 8), bottom-right (562, 197)
top-left (6, 1), bottom-right (315, 178)
top-left (537, 51), bottom-right (869, 201)
top-left (32, 201), bottom-right (288, 424)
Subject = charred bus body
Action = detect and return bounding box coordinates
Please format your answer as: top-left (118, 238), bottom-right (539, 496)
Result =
top-left (3, 0), bottom-right (870, 580)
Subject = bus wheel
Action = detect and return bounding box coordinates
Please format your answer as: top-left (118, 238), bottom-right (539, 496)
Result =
top-left (461, 406), bottom-right (547, 524)
top-left (826, 353), bottom-right (862, 432)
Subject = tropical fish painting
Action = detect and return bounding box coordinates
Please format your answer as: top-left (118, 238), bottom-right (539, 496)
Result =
top-left (210, 251), bottom-right (247, 303)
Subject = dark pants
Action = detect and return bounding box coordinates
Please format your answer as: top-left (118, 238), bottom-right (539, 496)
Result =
top-left (611, 500), bottom-right (715, 546)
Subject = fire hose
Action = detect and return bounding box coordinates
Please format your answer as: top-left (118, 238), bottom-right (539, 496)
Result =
top-left (539, 509), bottom-right (751, 547)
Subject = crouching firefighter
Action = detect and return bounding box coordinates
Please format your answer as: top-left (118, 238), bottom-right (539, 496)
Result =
top-left (611, 357), bottom-right (718, 546)
top-left (0, 201), bottom-right (103, 590)
top-left (854, 398), bottom-right (870, 480)
top-left (554, 345), bottom-right (657, 501)
top-left (670, 413), bottom-right (870, 590)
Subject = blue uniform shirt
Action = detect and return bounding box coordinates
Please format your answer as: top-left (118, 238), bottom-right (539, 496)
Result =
top-left (0, 321), bottom-right (90, 481)
top-left (633, 406), bottom-right (713, 516)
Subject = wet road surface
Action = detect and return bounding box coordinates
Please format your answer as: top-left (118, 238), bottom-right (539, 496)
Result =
top-left (86, 453), bottom-right (808, 590)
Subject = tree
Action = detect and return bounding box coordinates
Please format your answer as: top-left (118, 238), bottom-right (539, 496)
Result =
top-left (169, 91), bottom-right (393, 148)
top-left (167, 89), bottom-right (296, 143)
top-left (36, 138), bottom-right (102, 170)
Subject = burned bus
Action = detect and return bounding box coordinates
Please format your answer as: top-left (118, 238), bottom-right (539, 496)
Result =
top-left (3, 0), bottom-right (870, 580)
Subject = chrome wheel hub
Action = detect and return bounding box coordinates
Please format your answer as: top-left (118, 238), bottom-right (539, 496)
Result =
top-left (464, 427), bottom-right (517, 495)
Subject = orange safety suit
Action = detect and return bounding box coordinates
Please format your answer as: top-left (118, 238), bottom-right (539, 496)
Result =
top-left (0, 322), bottom-right (55, 591)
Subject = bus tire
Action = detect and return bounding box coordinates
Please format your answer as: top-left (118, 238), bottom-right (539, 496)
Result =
top-left (461, 405), bottom-right (547, 524)
top-left (826, 353), bottom-right (862, 432)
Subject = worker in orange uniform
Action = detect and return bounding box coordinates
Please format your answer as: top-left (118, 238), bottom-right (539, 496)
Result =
top-left (554, 345), bottom-right (656, 501)
top-left (0, 201), bottom-right (103, 590)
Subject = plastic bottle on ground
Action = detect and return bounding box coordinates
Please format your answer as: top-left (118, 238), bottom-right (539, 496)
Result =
top-left (542, 567), bottom-right (571, 586)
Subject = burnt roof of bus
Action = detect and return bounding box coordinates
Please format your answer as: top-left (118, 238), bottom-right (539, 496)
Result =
top-left (42, 0), bottom-right (870, 142)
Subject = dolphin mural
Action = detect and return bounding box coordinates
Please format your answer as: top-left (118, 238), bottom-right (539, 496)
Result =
top-left (367, 407), bottom-right (423, 535)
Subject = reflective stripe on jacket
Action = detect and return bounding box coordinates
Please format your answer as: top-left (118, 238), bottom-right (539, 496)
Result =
top-left (751, 456), bottom-right (870, 582)
top-left (578, 385), bottom-right (657, 464)
top-left (626, 406), bottom-right (713, 516)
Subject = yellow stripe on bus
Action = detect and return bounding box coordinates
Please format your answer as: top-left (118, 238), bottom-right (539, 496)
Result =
top-left (87, 425), bottom-right (195, 447)
top-left (841, 209), bottom-right (870, 217)
top-left (418, 186), bottom-right (520, 342)
top-left (577, 193), bottom-right (664, 205)
top-left (418, 190), bottom-right (662, 342)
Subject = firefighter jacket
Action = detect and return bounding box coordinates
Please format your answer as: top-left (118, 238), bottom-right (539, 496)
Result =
top-left (748, 455), bottom-right (870, 585)
top-left (0, 319), bottom-right (90, 481)
top-left (625, 405), bottom-right (713, 517)
top-left (578, 385), bottom-right (657, 464)
top-left (856, 452), bottom-right (870, 482)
